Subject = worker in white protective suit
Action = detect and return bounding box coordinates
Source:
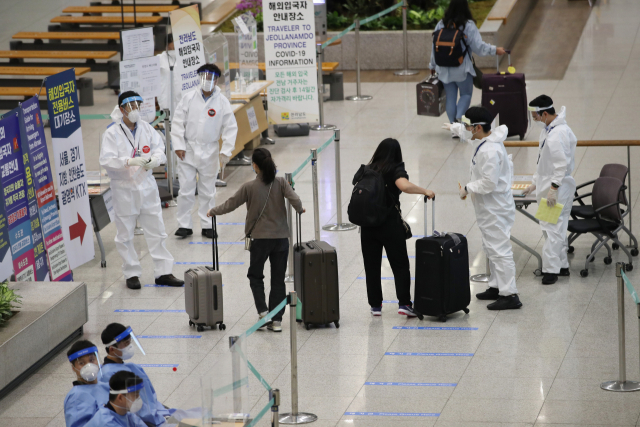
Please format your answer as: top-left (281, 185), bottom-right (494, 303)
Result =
top-left (171, 63), bottom-right (238, 238)
top-left (443, 106), bottom-right (522, 310)
top-left (156, 33), bottom-right (175, 112)
top-left (100, 91), bottom-right (184, 289)
top-left (523, 95), bottom-right (577, 285)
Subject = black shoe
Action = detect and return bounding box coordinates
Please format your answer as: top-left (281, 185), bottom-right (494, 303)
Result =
top-left (559, 268), bottom-right (570, 277)
top-left (542, 273), bottom-right (558, 285)
top-left (175, 228), bottom-right (193, 237)
top-left (201, 229), bottom-right (217, 239)
top-left (476, 287), bottom-right (500, 300)
top-left (487, 294), bottom-right (522, 310)
top-left (126, 276), bottom-right (141, 290)
top-left (155, 274), bottom-right (184, 287)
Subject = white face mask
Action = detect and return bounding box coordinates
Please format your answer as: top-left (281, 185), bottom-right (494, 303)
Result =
top-left (79, 363), bottom-right (100, 382)
top-left (127, 396), bottom-right (143, 413)
top-left (126, 109), bottom-right (140, 124)
top-left (119, 344), bottom-right (135, 360)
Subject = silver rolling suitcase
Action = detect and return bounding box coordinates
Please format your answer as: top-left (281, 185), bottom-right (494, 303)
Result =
top-left (185, 217), bottom-right (226, 331)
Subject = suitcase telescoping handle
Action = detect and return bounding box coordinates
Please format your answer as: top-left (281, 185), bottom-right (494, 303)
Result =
top-left (296, 212), bottom-right (302, 250)
top-left (212, 216), bottom-right (219, 271)
top-left (423, 195), bottom-right (435, 236)
top-left (496, 50), bottom-right (512, 73)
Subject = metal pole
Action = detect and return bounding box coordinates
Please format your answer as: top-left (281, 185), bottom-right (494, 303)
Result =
top-left (323, 129), bottom-right (356, 231)
top-left (229, 336), bottom-right (244, 412)
top-left (310, 44), bottom-right (336, 131)
top-left (271, 389), bottom-right (280, 427)
top-left (346, 20), bottom-right (372, 101)
top-left (285, 173), bottom-right (294, 282)
top-left (470, 255), bottom-right (491, 282)
top-left (311, 149), bottom-right (321, 241)
top-left (394, 0), bottom-right (418, 76)
top-left (163, 109), bottom-right (177, 207)
top-left (134, 220), bottom-right (143, 235)
top-left (279, 292), bottom-right (318, 424)
top-left (601, 262), bottom-right (640, 391)
top-left (628, 146), bottom-right (633, 247)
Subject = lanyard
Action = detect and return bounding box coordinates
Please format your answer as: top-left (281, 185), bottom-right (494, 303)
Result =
top-left (537, 125), bottom-right (557, 164)
top-left (471, 140), bottom-right (486, 166)
top-left (119, 124), bottom-right (139, 158)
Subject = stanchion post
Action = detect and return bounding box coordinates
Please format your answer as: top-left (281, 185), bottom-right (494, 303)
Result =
top-left (601, 262), bottom-right (640, 392)
top-left (270, 389), bottom-right (280, 427)
top-left (346, 20), bottom-right (372, 102)
top-left (285, 173), bottom-right (294, 282)
top-left (163, 108), bottom-right (177, 207)
top-left (470, 255), bottom-right (491, 283)
top-left (279, 292), bottom-right (317, 424)
top-left (229, 336), bottom-right (244, 412)
top-left (310, 44), bottom-right (336, 131)
top-left (323, 129), bottom-right (356, 231)
top-left (394, 0), bottom-right (418, 76)
top-left (311, 149), bottom-right (321, 241)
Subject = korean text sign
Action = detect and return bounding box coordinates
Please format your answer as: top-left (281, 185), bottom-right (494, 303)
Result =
top-left (262, 0), bottom-right (319, 124)
top-left (45, 69), bottom-right (95, 270)
top-left (21, 97), bottom-right (72, 281)
top-left (170, 5), bottom-right (206, 101)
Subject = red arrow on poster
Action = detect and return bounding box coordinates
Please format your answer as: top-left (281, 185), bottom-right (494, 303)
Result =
top-left (69, 213), bottom-right (87, 245)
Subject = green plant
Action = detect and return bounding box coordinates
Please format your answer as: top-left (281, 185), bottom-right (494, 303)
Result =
top-left (327, 11), bottom-right (350, 30)
top-left (0, 281), bottom-right (22, 326)
top-left (343, 0), bottom-right (373, 17)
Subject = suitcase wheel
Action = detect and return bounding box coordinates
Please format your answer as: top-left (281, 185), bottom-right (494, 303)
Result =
top-left (415, 311), bottom-right (424, 321)
top-left (218, 323), bottom-right (226, 330)
top-left (334, 321), bottom-right (340, 328)
top-left (197, 325), bottom-right (204, 332)
top-left (305, 323), bottom-right (311, 331)
top-left (463, 308), bottom-right (469, 314)
top-left (438, 315), bottom-right (447, 323)
top-left (189, 320), bottom-right (194, 327)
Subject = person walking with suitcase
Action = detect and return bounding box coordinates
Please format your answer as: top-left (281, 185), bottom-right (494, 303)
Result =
top-left (208, 148), bottom-right (304, 332)
top-left (443, 107), bottom-right (522, 310)
top-left (523, 95), bottom-right (577, 285)
top-left (429, 0), bottom-right (506, 134)
top-left (353, 138), bottom-right (435, 317)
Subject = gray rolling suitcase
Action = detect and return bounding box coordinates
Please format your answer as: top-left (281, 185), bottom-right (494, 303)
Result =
top-left (185, 217), bottom-right (226, 332)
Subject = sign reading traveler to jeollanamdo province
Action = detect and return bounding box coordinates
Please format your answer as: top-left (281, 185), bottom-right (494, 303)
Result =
top-left (262, 0), bottom-right (319, 124)
top-left (46, 69), bottom-right (95, 270)
top-left (170, 5), bottom-right (206, 105)
top-left (21, 96), bottom-right (72, 281)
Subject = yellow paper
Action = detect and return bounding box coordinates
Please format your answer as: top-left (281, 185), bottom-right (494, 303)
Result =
top-left (535, 199), bottom-right (564, 224)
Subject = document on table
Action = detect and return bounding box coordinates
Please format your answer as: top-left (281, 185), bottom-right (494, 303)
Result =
top-left (535, 199), bottom-right (564, 224)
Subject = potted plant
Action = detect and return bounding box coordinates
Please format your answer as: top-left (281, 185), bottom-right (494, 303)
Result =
top-left (0, 280), bottom-right (22, 326)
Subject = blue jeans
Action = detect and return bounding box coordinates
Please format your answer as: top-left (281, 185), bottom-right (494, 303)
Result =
top-left (443, 73), bottom-right (474, 123)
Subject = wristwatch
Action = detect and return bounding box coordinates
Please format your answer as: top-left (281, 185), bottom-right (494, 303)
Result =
top-left (551, 183), bottom-right (560, 189)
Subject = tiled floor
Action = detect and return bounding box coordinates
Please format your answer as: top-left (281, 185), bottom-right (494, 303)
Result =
top-left (3, 0), bottom-right (640, 426)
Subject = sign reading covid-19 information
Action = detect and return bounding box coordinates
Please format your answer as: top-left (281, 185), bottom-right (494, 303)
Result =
top-left (262, 0), bottom-right (319, 124)
top-left (0, 113), bottom-right (37, 282)
top-left (46, 69), bottom-right (94, 270)
top-left (21, 97), bottom-right (72, 281)
top-left (170, 5), bottom-right (206, 102)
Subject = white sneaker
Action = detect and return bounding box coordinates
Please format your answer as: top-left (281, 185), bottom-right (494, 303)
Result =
top-left (258, 311), bottom-right (269, 329)
top-left (267, 321), bottom-right (282, 332)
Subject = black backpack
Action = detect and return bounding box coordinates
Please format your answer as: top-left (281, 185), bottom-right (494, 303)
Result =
top-left (348, 165), bottom-right (392, 227)
top-left (432, 24), bottom-right (469, 67)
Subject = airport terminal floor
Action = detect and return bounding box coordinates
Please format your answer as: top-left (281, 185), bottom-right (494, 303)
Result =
top-left (3, 0), bottom-right (640, 426)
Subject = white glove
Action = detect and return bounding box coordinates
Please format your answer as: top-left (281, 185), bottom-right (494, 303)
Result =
top-left (220, 153), bottom-right (230, 168)
top-left (459, 186), bottom-right (468, 200)
top-left (547, 186), bottom-right (558, 207)
top-left (144, 157), bottom-right (160, 170)
top-left (441, 123), bottom-right (453, 131)
top-left (127, 157), bottom-right (149, 167)
top-left (523, 184), bottom-right (536, 196)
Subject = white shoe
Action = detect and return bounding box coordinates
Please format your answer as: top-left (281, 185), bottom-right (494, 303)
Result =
top-left (258, 311), bottom-right (269, 329)
top-left (267, 321), bottom-right (282, 332)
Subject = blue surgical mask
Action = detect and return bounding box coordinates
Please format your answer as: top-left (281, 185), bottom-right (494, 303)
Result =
top-left (252, 165), bottom-right (257, 174)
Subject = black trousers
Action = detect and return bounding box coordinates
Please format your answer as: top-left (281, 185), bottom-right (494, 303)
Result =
top-left (360, 214), bottom-right (412, 307)
top-left (247, 238), bottom-right (289, 321)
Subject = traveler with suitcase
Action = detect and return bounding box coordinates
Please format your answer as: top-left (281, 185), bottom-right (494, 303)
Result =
top-left (429, 0), bottom-right (506, 133)
top-left (208, 148), bottom-right (304, 332)
top-left (443, 107), bottom-right (522, 310)
top-left (523, 95), bottom-right (577, 285)
top-left (351, 138), bottom-right (435, 317)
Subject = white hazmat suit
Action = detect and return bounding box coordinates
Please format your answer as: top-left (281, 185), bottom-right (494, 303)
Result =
top-left (171, 86), bottom-right (237, 230)
top-left (100, 109), bottom-right (174, 279)
top-left (157, 50), bottom-right (177, 112)
top-left (532, 107), bottom-right (577, 274)
top-left (453, 124), bottom-right (518, 296)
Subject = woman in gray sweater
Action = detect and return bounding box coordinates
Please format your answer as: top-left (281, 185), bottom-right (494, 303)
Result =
top-left (208, 148), bottom-right (304, 332)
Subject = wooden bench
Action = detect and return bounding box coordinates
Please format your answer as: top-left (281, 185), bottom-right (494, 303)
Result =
top-left (11, 32), bottom-right (121, 53)
top-left (201, 0), bottom-right (241, 26)
top-left (50, 16), bottom-right (163, 25)
top-left (62, 5), bottom-right (179, 14)
top-left (0, 66), bottom-right (91, 76)
top-left (0, 50), bottom-right (117, 60)
top-left (487, 0), bottom-right (518, 24)
top-left (0, 67), bottom-right (95, 106)
top-left (0, 87), bottom-right (47, 110)
top-left (13, 31), bottom-right (120, 40)
top-left (0, 51), bottom-right (119, 82)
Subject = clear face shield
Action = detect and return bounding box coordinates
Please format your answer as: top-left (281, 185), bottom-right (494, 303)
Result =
top-left (107, 326), bottom-right (146, 360)
top-left (199, 70), bottom-right (220, 92)
top-left (120, 96), bottom-right (143, 123)
top-left (110, 378), bottom-right (147, 414)
top-left (68, 346), bottom-right (102, 382)
top-left (528, 104), bottom-right (554, 127)
top-left (460, 115), bottom-right (487, 141)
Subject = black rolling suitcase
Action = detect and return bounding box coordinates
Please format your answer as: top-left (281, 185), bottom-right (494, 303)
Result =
top-left (293, 213), bottom-right (340, 330)
top-left (481, 52), bottom-right (528, 140)
top-left (414, 197), bottom-right (471, 322)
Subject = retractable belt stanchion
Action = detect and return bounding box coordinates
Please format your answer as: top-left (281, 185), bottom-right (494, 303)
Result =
top-left (311, 149), bottom-right (321, 241)
top-left (271, 389), bottom-right (281, 427)
top-left (310, 45), bottom-right (336, 131)
top-left (285, 173), bottom-right (295, 283)
top-left (346, 20), bottom-right (372, 102)
top-left (323, 129), bottom-right (356, 231)
top-left (601, 262), bottom-right (640, 392)
top-left (229, 336), bottom-right (244, 412)
top-left (394, 0), bottom-right (418, 76)
top-left (470, 255), bottom-right (491, 283)
top-left (163, 108), bottom-right (177, 207)
top-left (279, 292), bottom-right (318, 425)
